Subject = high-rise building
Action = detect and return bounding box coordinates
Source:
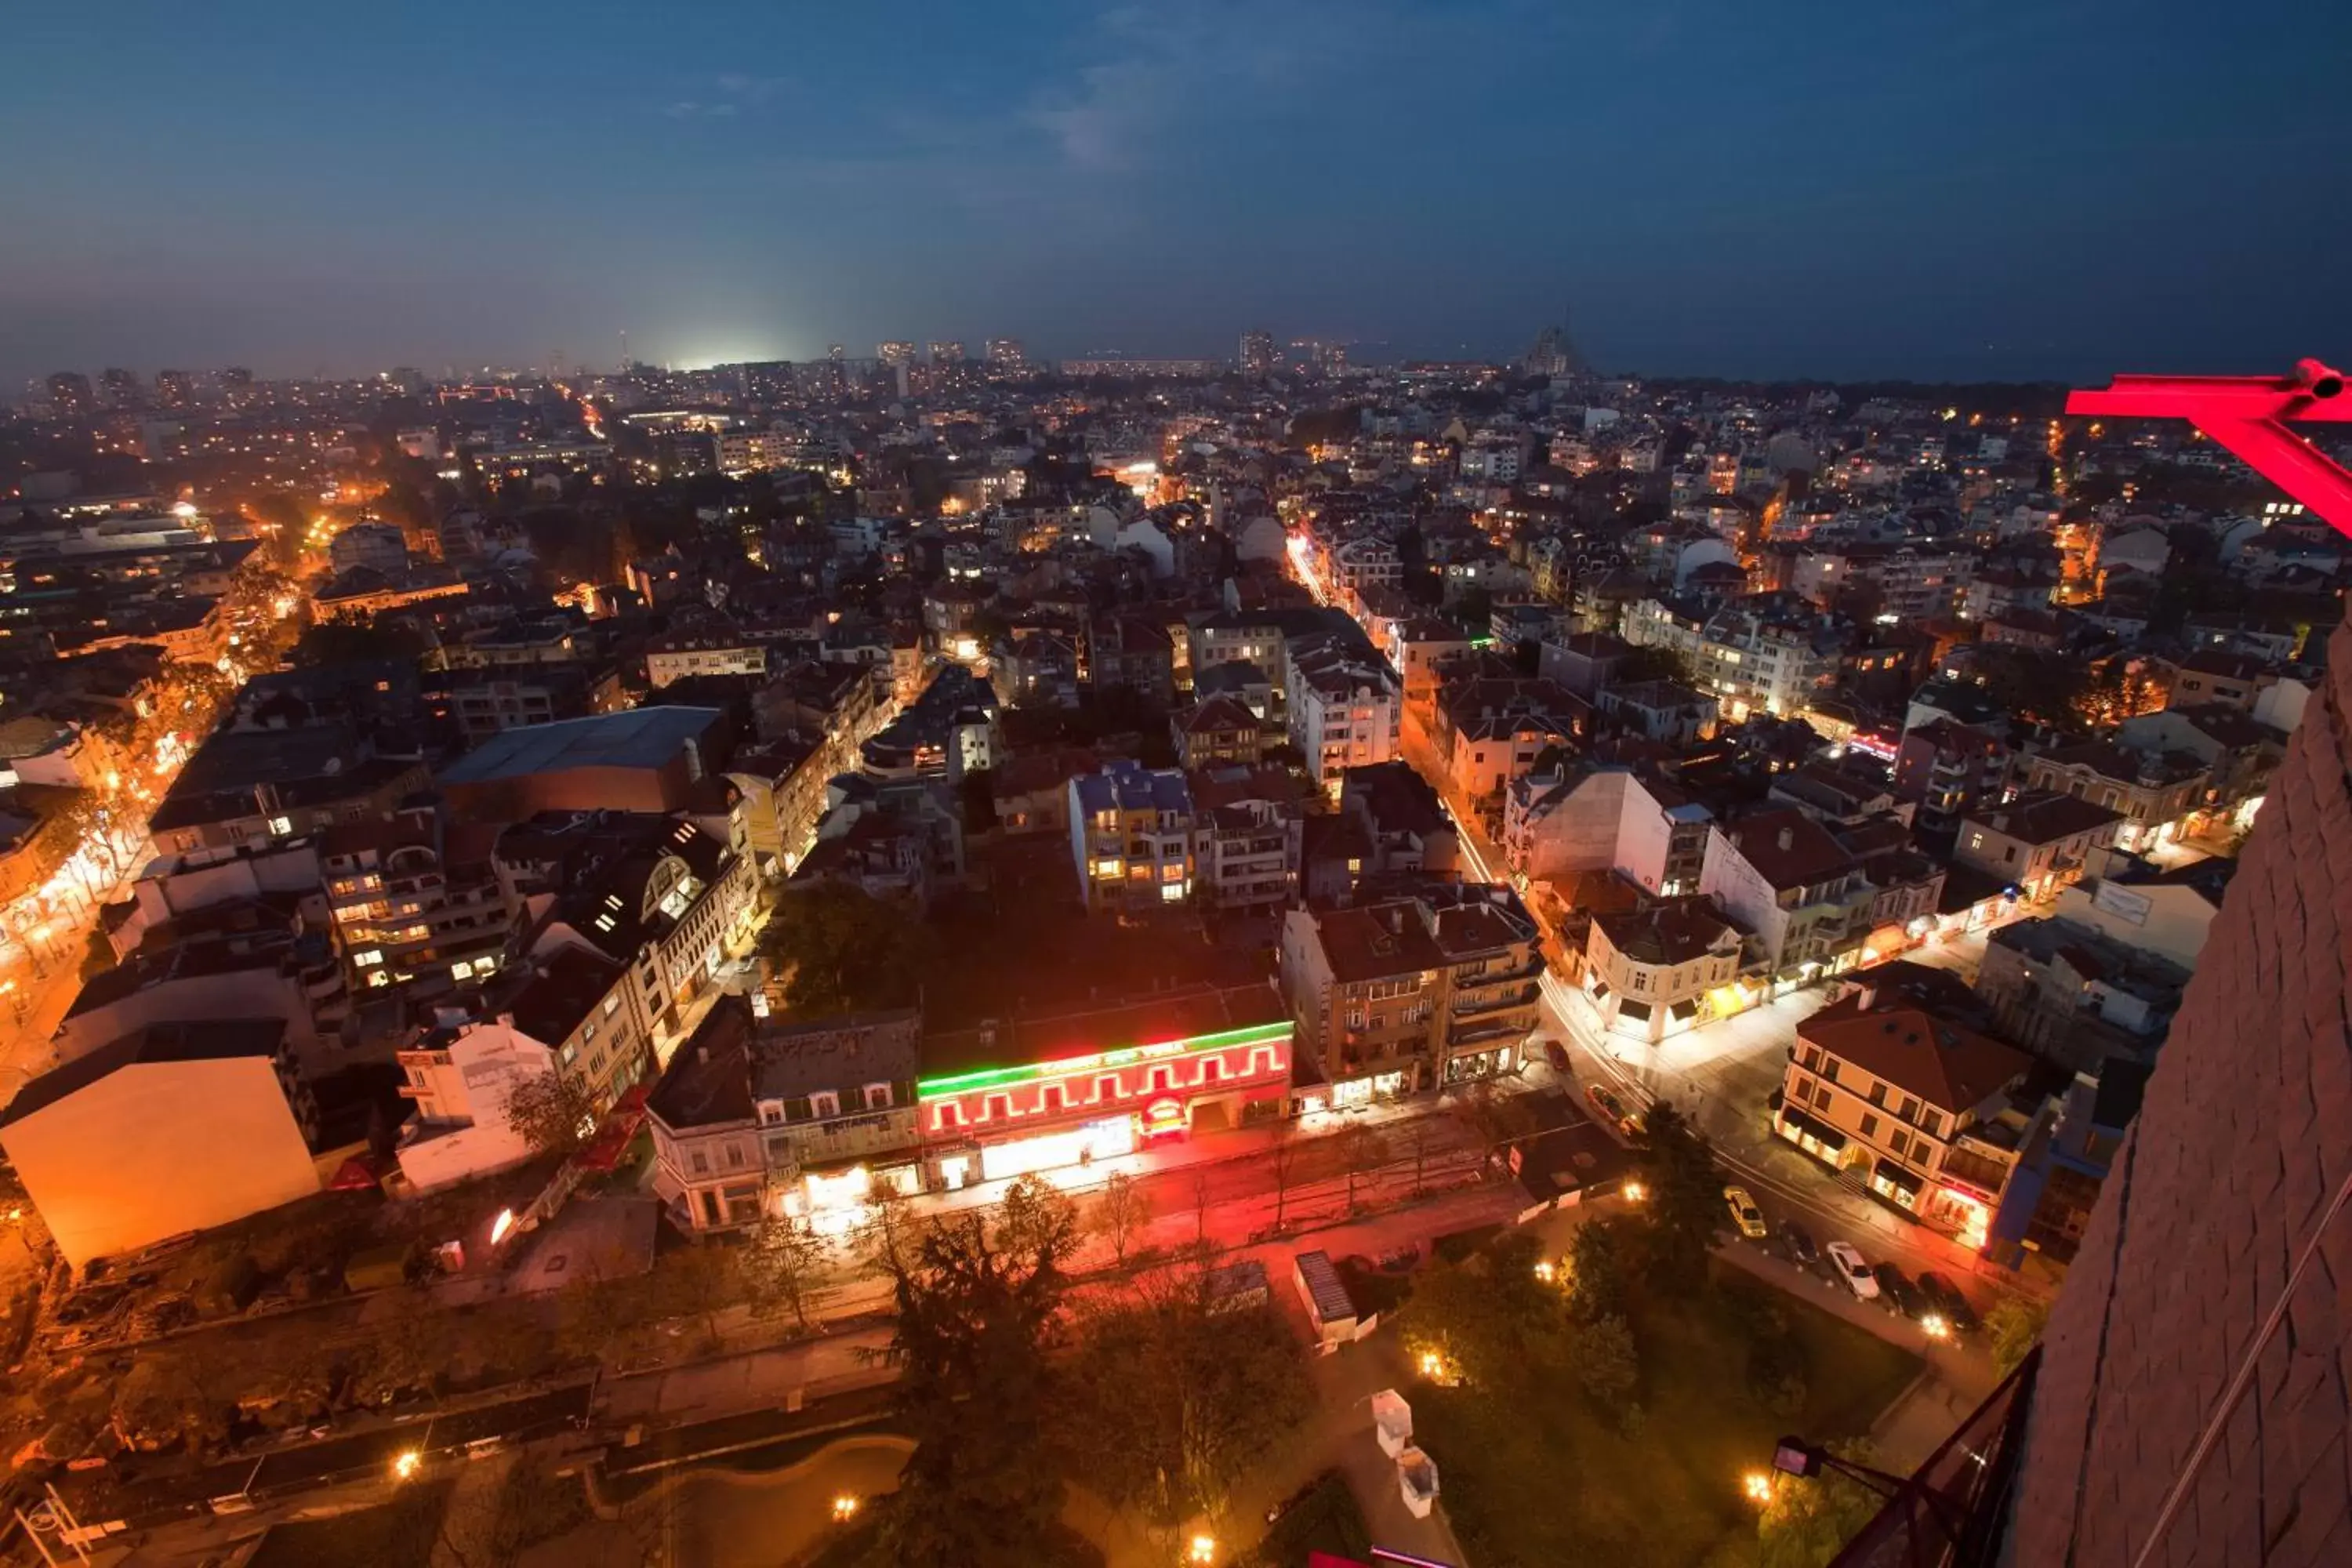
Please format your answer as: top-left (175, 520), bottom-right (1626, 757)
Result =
top-left (985, 338), bottom-right (1025, 367)
top-left (45, 372), bottom-right (94, 418)
top-left (876, 341), bottom-right (916, 367)
top-left (99, 368), bottom-right (143, 409)
top-left (927, 340), bottom-right (966, 365)
top-left (218, 366), bottom-right (256, 407)
top-left (1240, 329), bottom-right (1276, 377)
top-left (154, 369), bottom-right (194, 408)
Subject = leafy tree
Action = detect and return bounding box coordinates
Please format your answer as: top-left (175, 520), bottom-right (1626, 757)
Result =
top-left (1631, 1100), bottom-right (1723, 1291)
top-left (746, 1214), bottom-right (829, 1331)
top-left (651, 1241), bottom-right (743, 1354)
top-left (1616, 644), bottom-right (1694, 686)
top-left (995, 1174), bottom-right (1080, 1272)
top-left (1405, 1230), bottom-right (1570, 1390)
top-left (1987, 1296), bottom-right (2049, 1377)
top-left (1569, 1310), bottom-right (1640, 1413)
top-left (760, 882), bottom-right (932, 1017)
top-left (1090, 1171), bottom-right (1152, 1271)
top-left (1063, 1261), bottom-right (1312, 1539)
top-left (502, 1071), bottom-right (600, 1160)
top-left (1755, 1439), bottom-right (1886, 1568)
top-left (878, 1212), bottom-right (1071, 1566)
top-left (1565, 1215), bottom-right (1634, 1325)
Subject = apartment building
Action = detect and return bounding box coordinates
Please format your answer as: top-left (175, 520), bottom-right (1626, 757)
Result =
top-left (1953, 791), bottom-right (2125, 904)
top-left (321, 806), bottom-right (514, 998)
top-left (647, 1000), bottom-right (923, 1232)
top-left (1069, 760), bottom-right (1197, 914)
top-left (1777, 994), bottom-right (2038, 1250)
top-left (1279, 885), bottom-right (1543, 1103)
top-left (2021, 739), bottom-right (2206, 855)
top-left (1698, 808), bottom-right (1874, 982)
top-left (1582, 901), bottom-right (1744, 1044)
top-left (1891, 720), bottom-right (2013, 840)
top-left (1285, 631), bottom-right (1402, 795)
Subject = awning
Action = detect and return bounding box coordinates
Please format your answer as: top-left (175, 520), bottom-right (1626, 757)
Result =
top-left (1872, 1157), bottom-right (1923, 1199)
top-left (1668, 999), bottom-right (1697, 1022)
top-left (1617, 998), bottom-right (1652, 1022)
top-left (1778, 1105), bottom-right (1848, 1152)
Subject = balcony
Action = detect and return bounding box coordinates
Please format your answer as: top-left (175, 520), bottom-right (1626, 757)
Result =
top-left (1450, 983), bottom-right (1537, 1019)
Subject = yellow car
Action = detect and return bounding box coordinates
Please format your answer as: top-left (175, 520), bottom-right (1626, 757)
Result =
top-left (1723, 1185), bottom-right (1768, 1240)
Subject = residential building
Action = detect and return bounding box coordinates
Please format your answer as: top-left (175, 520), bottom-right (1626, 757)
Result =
top-left (1595, 679), bottom-right (1717, 745)
top-left (0, 1019), bottom-right (324, 1269)
top-left (648, 1000), bottom-right (924, 1232)
top-left (1173, 694), bottom-right (1269, 771)
top-left (1279, 885), bottom-right (1543, 1102)
top-left (1955, 790), bottom-right (2125, 903)
top-left (1891, 719), bottom-right (2013, 840)
top-left (1069, 760), bottom-right (1196, 914)
top-left (1581, 901), bottom-right (1744, 1044)
top-left (645, 619), bottom-right (768, 687)
top-left (1697, 808), bottom-right (1874, 982)
top-left (1189, 763), bottom-right (1306, 912)
top-left (1504, 765), bottom-right (1712, 897)
top-left (320, 806), bottom-right (514, 998)
top-left (1430, 675), bottom-right (1585, 806)
top-left (1778, 993), bottom-right (2040, 1250)
top-left (391, 1020), bottom-right (556, 1192)
top-left (1338, 761), bottom-right (1459, 882)
top-left (1286, 632), bottom-right (1402, 794)
top-left (2048, 848), bottom-right (2236, 968)
top-left (1975, 916), bottom-right (2190, 1070)
top-left (2020, 739), bottom-right (2206, 855)
top-left (793, 776), bottom-right (966, 909)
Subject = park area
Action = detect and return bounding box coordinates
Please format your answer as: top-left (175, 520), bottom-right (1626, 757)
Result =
top-left (1398, 1224), bottom-right (1920, 1568)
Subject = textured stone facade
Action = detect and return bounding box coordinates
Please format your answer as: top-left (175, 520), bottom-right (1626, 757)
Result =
top-left (2012, 611), bottom-right (2352, 1566)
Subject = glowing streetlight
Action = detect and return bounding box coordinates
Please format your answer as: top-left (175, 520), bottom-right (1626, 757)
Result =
top-left (1189, 1533), bottom-right (1218, 1563)
top-left (1744, 1471), bottom-right (1774, 1504)
top-left (1623, 1181), bottom-right (1647, 1204)
top-left (1533, 1260), bottom-right (1556, 1283)
top-left (1922, 1314), bottom-right (1951, 1341)
top-left (831, 1494), bottom-right (861, 1523)
top-left (392, 1450), bottom-right (422, 1482)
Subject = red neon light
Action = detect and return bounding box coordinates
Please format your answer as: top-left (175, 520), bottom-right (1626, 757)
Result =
top-left (2067, 360), bottom-right (2352, 535)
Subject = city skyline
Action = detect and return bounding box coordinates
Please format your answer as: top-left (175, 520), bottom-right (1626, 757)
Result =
top-left (5, 2), bottom-right (2350, 392)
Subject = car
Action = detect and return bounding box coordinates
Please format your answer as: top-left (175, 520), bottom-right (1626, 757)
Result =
top-left (1915, 1272), bottom-right (1982, 1335)
top-left (1778, 1220), bottom-right (1820, 1269)
top-left (1586, 1082), bottom-right (1628, 1126)
top-left (1825, 1241), bottom-right (1879, 1300)
top-left (1722, 1185), bottom-right (1768, 1240)
top-left (1872, 1262), bottom-right (1929, 1321)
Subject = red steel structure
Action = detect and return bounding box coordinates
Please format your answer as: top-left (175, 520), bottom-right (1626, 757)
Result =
top-left (2067, 358), bottom-right (2352, 533)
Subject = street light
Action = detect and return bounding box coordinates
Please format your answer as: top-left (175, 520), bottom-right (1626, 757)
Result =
top-left (392, 1450), bottom-right (422, 1482)
top-left (1189, 1533), bottom-right (1218, 1563)
top-left (1744, 1471), bottom-right (1775, 1505)
top-left (831, 1494), bottom-right (860, 1523)
top-left (1623, 1180), bottom-right (1647, 1204)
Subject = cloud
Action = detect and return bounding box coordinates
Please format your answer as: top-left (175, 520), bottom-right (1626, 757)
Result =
top-left (663, 72), bottom-right (789, 121)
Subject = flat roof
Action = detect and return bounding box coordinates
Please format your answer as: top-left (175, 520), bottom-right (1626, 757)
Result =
top-left (437, 707), bottom-right (723, 785)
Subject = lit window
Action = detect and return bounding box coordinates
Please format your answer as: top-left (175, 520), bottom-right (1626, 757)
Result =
top-left (354, 949), bottom-right (383, 967)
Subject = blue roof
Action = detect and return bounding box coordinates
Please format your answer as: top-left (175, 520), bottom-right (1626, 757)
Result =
top-left (437, 707), bottom-right (724, 785)
top-left (1069, 758), bottom-right (1192, 816)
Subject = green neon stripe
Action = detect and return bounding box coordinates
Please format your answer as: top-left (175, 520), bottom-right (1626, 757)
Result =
top-left (916, 1019), bottom-right (1291, 1098)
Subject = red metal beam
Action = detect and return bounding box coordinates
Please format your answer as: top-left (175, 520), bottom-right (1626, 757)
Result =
top-left (2067, 360), bottom-right (2352, 535)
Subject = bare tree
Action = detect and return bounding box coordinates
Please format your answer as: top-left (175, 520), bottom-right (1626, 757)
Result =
top-left (1091, 1171), bottom-right (1153, 1271)
top-left (994, 1174), bottom-right (1080, 1272)
top-left (1265, 1118), bottom-right (1301, 1234)
top-left (746, 1213), bottom-right (828, 1331)
top-left (1338, 1123), bottom-right (1389, 1214)
top-left (1192, 1169), bottom-right (1214, 1246)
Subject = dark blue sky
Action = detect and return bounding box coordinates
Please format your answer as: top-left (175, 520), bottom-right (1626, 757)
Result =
top-left (5, 1), bottom-right (2347, 389)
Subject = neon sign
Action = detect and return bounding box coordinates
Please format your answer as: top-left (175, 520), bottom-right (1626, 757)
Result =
top-left (916, 1020), bottom-right (1290, 1098)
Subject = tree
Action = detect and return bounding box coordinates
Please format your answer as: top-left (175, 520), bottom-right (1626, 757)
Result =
top-left (1564, 1214), bottom-right (1633, 1325)
top-left (1450, 1079), bottom-right (1534, 1167)
top-left (1986, 1296), bottom-right (2049, 1377)
top-left (1266, 1120), bottom-right (1301, 1232)
top-left (1755, 1439), bottom-right (1886, 1568)
top-left (1631, 1100), bottom-right (1723, 1291)
top-left (502, 1071), bottom-right (599, 1160)
top-left (760, 882), bottom-right (932, 1017)
top-left (746, 1214), bottom-right (829, 1331)
top-left (1338, 1123), bottom-right (1388, 1214)
top-left (1063, 1259), bottom-right (1313, 1541)
top-left (995, 1174), bottom-right (1080, 1273)
top-left (1403, 1231), bottom-right (1569, 1391)
top-left (1616, 644), bottom-right (1694, 686)
top-left (650, 1240), bottom-right (742, 1354)
top-left (1090, 1172), bottom-right (1152, 1271)
top-left (878, 1212), bottom-right (1070, 1566)
top-left (1569, 1311), bottom-right (1640, 1412)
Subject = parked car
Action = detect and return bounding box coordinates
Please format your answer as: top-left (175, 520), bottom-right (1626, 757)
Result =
top-left (1825, 1241), bottom-right (1879, 1300)
top-left (1872, 1262), bottom-right (1929, 1321)
top-left (1722, 1185), bottom-right (1769, 1240)
top-left (1778, 1220), bottom-right (1820, 1269)
top-left (1584, 1082), bottom-right (1642, 1136)
top-left (1916, 1272), bottom-right (1982, 1335)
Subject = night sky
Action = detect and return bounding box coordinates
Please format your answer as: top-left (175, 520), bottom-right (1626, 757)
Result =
top-left (5, 1), bottom-right (2348, 388)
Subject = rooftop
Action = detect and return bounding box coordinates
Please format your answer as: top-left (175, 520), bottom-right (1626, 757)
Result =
top-left (1799, 996), bottom-right (2032, 1116)
top-left (436, 706), bottom-right (725, 786)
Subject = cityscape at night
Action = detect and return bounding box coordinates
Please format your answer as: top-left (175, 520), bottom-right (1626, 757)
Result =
top-left (2, 5), bottom-right (2350, 1568)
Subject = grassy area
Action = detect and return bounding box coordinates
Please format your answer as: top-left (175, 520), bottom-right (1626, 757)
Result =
top-left (1416, 1263), bottom-right (1920, 1568)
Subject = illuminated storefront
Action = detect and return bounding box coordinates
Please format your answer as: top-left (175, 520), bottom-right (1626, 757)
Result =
top-left (919, 1015), bottom-right (1294, 1185)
